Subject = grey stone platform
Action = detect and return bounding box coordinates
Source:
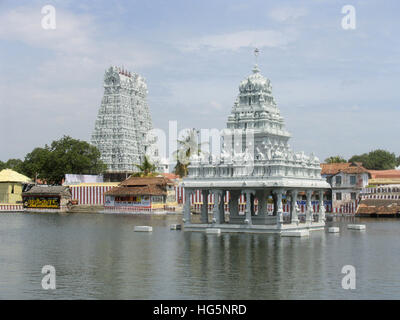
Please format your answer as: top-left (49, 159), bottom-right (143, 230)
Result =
top-left (184, 221), bottom-right (325, 234)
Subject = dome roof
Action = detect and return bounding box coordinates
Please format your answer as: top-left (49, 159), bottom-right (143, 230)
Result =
top-left (239, 65), bottom-right (272, 94)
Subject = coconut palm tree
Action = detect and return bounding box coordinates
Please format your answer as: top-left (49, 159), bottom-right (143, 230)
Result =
top-left (173, 129), bottom-right (208, 177)
top-left (132, 155), bottom-right (157, 177)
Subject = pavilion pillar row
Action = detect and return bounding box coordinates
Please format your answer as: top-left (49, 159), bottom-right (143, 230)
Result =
top-left (183, 189), bottom-right (194, 224)
top-left (273, 189), bottom-right (284, 227)
top-left (290, 189), bottom-right (300, 225)
top-left (244, 190), bottom-right (256, 225)
top-left (211, 189), bottom-right (225, 224)
top-left (305, 190), bottom-right (314, 224)
top-left (318, 190), bottom-right (326, 223)
top-left (201, 189), bottom-right (209, 224)
top-left (228, 190), bottom-right (242, 224)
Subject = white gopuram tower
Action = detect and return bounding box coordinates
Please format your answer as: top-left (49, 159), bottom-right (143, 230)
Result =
top-left (183, 50), bottom-right (330, 234)
top-left (91, 66), bottom-right (160, 176)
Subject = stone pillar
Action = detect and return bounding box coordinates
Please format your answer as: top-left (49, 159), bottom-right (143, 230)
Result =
top-left (219, 190), bottom-right (226, 223)
top-left (250, 193), bottom-right (256, 216)
top-left (306, 190), bottom-right (313, 224)
top-left (272, 192), bottom-right (278, 216)
top-left (273, 189), bottom-right (284, 226)
top-left (183, 189), bottom-right (193, 224)
top-left (244, 190), bottom-right (255, 225)
top-left (229, 190), bottom-right (240, 222)
top-left (256, 190), bottom-right (268, 217)
top-left (290, 189), bottom-right (299, 225)
top-left (318, 190), bottom-right (326, 222)
top-left (211, 190), bottom-right (224, 224)
top-left (201, 189), bottom-right (209, 224)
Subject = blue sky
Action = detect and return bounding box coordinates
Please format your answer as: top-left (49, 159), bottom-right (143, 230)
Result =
top-left (0, 0), bottom-right (399, 162)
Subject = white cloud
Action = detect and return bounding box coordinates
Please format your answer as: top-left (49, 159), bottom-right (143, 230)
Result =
top-left (181, 29), bottom-right (295, 51)
top-left (268, 6), bottom-right (308, 23)
top-left (0, 7), bottom-right (95, 55)
top-left (0, 6), bottom-right (165, 68)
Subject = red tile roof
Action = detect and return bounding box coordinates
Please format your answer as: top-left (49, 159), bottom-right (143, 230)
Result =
top-left (105, 176), bottom-right (174, 197)
top-left (105, 185), bottom-right (166, 196)
top-left (159, 173), bottom-right (180, 180)
top-left (119, 176), bottom-right (174, 187)
top-left (321, 162), bottom-right (368, 175)
top-left (368, 170), bottom-right (400, 179)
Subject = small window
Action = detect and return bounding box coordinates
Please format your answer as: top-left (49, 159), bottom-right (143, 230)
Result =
top-left (350, 176), bottom-right (356, 185)
top-left (351, 192), bottom-right (357, 200)
top-left (336, 193), bottom-right (342, 200)
top-left (11, 185), bottom-right (15, 194)
top-left (335, 176), bottom-right (342, 185)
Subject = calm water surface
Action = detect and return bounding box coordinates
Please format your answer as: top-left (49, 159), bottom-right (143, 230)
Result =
top-left (0, 212), bottom-right (399, 299)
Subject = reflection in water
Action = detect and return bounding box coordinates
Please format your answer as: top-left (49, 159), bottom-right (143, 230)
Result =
top-left (0, 212), bottom-right (399, 299)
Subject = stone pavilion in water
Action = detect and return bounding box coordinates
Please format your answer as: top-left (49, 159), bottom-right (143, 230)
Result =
top-left (183, 54), bottom-right (330, 233)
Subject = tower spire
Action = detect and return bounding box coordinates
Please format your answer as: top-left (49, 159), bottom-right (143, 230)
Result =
top-left (254, 48), bottom-right (259, 64)
top-left (253, 48), bottom-right (260, 73)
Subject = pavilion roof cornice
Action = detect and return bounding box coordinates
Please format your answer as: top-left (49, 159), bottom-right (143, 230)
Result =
top-left (183, 177), bottom-right (330, 190)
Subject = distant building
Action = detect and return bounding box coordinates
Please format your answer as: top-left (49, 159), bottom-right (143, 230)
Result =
top-left (91, 66), bottom-right (165, 180)
top-left (358, 170), bottom-right (400, 216)
top-left (368, 169), bottom-right (400, 185)
top-left (360, 184), bottom-right (400, 201)
top-left (0, 169), bottom-right (32, 205)
top-left (104, 176), bottom-right (177, 212)
top-left (321, 162), bottom-right (370, 213)
top-left (22, 186), bottom-right (72, 212)
top-left (362, 170), bottom-right (400, 200)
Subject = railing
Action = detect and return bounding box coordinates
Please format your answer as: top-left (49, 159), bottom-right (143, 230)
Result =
top-left (0, 204), bottom-right (24, 212)
top-left (333, 201), bottom-right (358, 214)
top-left (103, 206), bottom-right (177, 213)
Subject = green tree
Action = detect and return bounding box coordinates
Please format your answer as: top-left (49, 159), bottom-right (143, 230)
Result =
top-left (21, 147), bottom-right (51, 181)
top-left (45, 136), bottom-right (107, 183)
top-left (0, 160), bottom-right (5, 171)
top-left (324, 156), bottom-right (347, 164)
top-left (19, 136), bottom-right (106, 184)
top-left (1, 158), bottom-right (24, 173)
top-left (132, 155), bottom-right (157, 177)
top-left (349, 149), bottom-right (397, 170)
